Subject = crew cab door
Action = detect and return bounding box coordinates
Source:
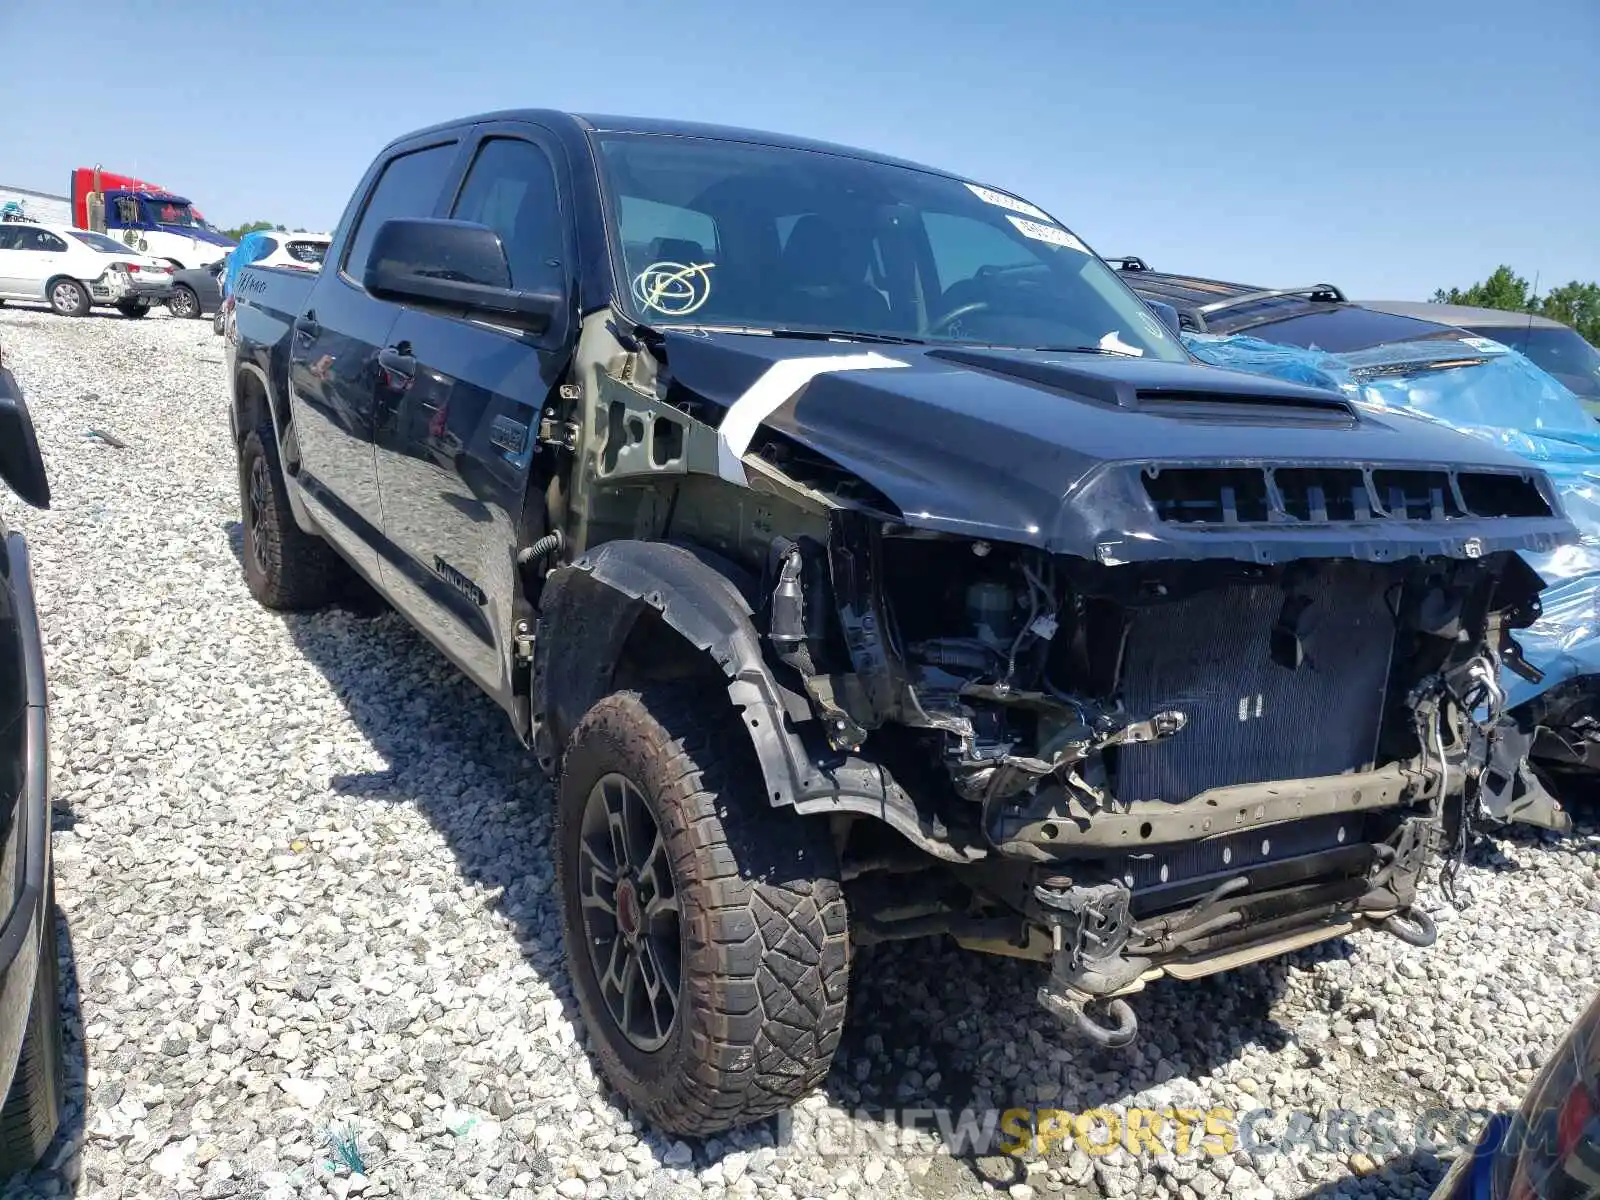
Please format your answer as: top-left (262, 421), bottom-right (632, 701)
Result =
top-left (284, 136), bottom-right (463, 574)
top-left (0, 227), bottom-right (25, 295)
top-left (5, 227), bottom-right (70, 298)
top-left (371, 125), bottom-right (574, 704)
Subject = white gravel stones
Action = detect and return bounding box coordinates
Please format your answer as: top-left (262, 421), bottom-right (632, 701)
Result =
top-left (0, 304), bottom-right (1596, 1200)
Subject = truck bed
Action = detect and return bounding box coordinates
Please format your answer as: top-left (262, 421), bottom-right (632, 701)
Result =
top-left (231, 265), bottom-right (319, 374)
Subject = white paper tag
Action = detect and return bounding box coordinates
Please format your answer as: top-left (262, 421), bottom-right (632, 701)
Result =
top-left (1458, 336), bottom-right (1510, 355)
top-left (966, 182), bottom-right (1055, 223)
top-left (1099, 330), bottom-right (1145, 357)
top-left (1006, 215), bottom-right (1088, 253)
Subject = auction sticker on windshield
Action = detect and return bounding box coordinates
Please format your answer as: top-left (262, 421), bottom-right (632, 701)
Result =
top-left (1458, 336), bottom-right (1510, 355)
top-left (1006, 215), bottom-right (1088, 253)
top-left (965, 183), bottom-right (1056, 223)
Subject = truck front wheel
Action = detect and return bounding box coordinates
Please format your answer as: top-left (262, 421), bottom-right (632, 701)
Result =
top-left (238, 422), bottom-right (350, 610)
top-left (555, 685), bottom-right (850, 1136)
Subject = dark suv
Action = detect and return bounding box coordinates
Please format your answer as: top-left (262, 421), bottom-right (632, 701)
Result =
top-left (0, 343), bottom-right (64, 1175)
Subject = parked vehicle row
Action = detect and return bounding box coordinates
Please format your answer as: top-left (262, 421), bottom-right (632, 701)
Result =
top-left (224, 108), bottom-right (1582, 1140)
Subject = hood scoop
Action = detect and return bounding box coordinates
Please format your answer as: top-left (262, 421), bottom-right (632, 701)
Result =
top-left (926, 346), bottom-right (1356, 421)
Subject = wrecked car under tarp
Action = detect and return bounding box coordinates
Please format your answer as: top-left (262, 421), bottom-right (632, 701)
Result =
top-left (1183, 329), bottom-right (1600, 783)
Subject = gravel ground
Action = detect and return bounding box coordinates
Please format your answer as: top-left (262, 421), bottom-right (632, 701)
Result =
top-left (0, 303), bottom-right (1596, 1200)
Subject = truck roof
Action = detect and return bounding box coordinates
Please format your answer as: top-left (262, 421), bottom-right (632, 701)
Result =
top-left (1358, 299), bottom-right (1568, 331)
top-left (388, 109), bottom-right (962, 181)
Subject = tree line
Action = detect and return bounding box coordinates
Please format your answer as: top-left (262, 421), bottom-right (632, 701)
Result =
top-left (220, 220), bottom-right (286, 240)
top-left (1432, 265), bottom-right (1600, 345)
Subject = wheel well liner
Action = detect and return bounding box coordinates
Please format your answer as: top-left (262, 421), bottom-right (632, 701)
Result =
top-left (531, 539), bottom-right (980, 861)
top-left (231, 362), bottom-right (279, 447)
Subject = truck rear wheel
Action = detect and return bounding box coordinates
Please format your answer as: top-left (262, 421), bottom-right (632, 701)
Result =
top-left (238, 422), bottom-right (349, 610)
top-left (555, 685), bottom-right (850, 1136)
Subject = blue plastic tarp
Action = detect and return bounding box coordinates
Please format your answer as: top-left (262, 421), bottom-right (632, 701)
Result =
top-left (1182, 330), bottom-right (1600, 710)
top-left (220, 230), bottom-right (274, 301)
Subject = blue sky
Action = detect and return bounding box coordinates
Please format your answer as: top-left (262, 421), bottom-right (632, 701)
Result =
top-left (2, 1), bottom-right (1594, 300)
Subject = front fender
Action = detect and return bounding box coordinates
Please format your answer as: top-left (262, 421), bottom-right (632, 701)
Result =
top-left (531, 539), bottom-right (980, 861)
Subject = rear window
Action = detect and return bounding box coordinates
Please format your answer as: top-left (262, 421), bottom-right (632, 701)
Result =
top-left (69, 230), bottom-right (133, 254)
top-left (284, 240), bottom-right (328, 266)
top-left (1224, 305), bottom-right (1463, 354)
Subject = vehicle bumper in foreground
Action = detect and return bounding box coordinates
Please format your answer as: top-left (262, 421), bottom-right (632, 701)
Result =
top-left (0, 531), bottom-right (58, 1105)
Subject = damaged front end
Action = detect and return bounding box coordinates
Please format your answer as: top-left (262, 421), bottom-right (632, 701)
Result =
top-left (761, 502), bottom-right (1564, 1047)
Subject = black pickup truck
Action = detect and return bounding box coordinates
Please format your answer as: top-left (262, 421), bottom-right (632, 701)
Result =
top-left (227, 109), bottom-right (1577, 1137)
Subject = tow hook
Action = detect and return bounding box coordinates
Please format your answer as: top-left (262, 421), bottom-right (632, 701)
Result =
top-left (1033, 878), bottom-right (1145, 1049)
top-left (1038, 990), bottom-right (1139, 1049)
top-left (1382, 907), bottom-right (1437, 947)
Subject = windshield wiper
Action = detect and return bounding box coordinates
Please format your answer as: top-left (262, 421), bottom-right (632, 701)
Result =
top-left (1032, 345), bottom-right (1135, 356)
top-left (649, 322), bottom-right (927, 346)
top-left (769, 328), bottom-right (928, 346)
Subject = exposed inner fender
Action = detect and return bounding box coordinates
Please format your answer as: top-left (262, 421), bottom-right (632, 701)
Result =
top-left (530, 539), bottom-right (985, 862)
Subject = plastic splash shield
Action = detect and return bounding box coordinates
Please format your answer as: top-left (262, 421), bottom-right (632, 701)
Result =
top-left (1182, 330), bottom-right (1600, 710)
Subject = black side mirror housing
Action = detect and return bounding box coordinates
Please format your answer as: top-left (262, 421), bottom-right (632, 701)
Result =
top-left (0, 367), bottom-right (50, 509)
top-left (1145, 299), bottom-right (1184, 340)
top-left (362, 217), bottom-right (562, 333)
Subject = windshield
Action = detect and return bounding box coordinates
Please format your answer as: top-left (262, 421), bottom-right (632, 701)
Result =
top-left (1463, 324), bottom-right (1600, 402)
top-left (594, 133), bottom-right (1187, 360)
top-left (1231, 305), bottom-right (1464, 354)
top-left (143, 197), bottom-right (196, 228)
top-left (69, 230), bottom-right (137, 254)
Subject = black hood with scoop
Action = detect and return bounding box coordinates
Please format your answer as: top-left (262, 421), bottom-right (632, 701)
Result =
top-left (653, 331), bottom-right (1575, 565)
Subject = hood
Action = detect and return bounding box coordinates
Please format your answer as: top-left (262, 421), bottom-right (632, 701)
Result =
top-left (656, 330), bottom-right (1576, 565)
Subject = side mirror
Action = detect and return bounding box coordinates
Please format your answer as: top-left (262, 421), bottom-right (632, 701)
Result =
top-left (1144, 299), bottom-right (1184, 340)
top-left (0, 368), bottom-right (50, 509)
top-left (363, 217), bottom-right (562, 332)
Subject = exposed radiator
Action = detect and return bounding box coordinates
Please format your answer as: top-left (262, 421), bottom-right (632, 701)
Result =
top-left (1112, 563), bottom-right (1395, 804)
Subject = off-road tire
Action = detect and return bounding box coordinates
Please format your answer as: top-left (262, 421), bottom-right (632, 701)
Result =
top-left (238, 422), bottom-right (347, 610)
top-left (0, 880), bottom-right (64, 1175)
top-left (45, 280), bottom-right (88, 318)
top-left (115, 299), bottom-right (149, 319)
top-left (555, 685), bottom-right (850, 1136)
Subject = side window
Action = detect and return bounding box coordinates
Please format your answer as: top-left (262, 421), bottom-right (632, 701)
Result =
top-left (344, 141), bottom-right (458, 283)
top-left (450, 138), bottom-right (564, 292)
top-left (14, 229), bottom-right (65, 253)
top-left (0, 228), bottom-right (21, 251)
top-left (922, 211), bottom-right (1040, 292)
top-left (114, 197), bottom-right (141, 227)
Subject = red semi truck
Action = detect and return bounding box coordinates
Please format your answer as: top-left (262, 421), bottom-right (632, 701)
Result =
top-left (68, 166), bottom-right (234, 269)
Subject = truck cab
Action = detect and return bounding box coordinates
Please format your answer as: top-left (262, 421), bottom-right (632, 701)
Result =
top-left (71, 168), bottom-right (235, 270)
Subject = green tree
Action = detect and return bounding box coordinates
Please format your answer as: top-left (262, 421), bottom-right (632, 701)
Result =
top-left (1539, 281), bottom-right (1600, 345)
top-left (222, 219), bottom-right (274, 240)
top-left (1431, 264), bottom-right (1537, 312)
top-left (1431, 266), bottom-right (1600, 345)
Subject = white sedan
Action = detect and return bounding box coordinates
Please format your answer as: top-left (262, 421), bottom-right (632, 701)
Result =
top-left (0, 222), bottom-right (176, 317)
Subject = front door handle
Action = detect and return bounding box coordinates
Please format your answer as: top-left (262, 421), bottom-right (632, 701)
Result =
top-left (377, 345), bottom-right (415, 380)
top-left (293, 311), bottom-right (321, 340)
